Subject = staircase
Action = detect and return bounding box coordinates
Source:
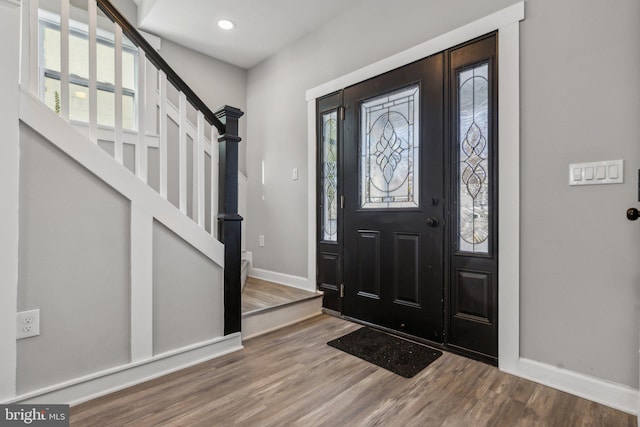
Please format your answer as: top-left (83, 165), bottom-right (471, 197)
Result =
top-left (1, 0), bottom-right (323, 406)
top-left (238, 250), bottom-right (322, 337)
top-left (6, 0), bottom-right (245, 405)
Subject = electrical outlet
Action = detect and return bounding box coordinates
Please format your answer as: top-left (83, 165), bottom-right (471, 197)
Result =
top-left (17, 309), bottom-right (40, 339)
top-left (259, 235), bottom-right (265, 247)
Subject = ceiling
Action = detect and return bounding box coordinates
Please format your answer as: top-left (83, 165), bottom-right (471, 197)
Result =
top-left (134, 0), bottom-right (353, 69)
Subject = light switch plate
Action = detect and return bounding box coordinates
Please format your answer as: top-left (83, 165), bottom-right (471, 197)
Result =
top-left (570, 160), bottom-right (623, 186)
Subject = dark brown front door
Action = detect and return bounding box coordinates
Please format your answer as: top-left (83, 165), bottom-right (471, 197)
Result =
top-left (342, 54), bottom-right (445, 342)
top-left (317, 34), bottom-right (498, 362)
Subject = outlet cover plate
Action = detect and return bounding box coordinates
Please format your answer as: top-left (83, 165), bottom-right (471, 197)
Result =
top-left (17, 309), bottom-right (40, 339)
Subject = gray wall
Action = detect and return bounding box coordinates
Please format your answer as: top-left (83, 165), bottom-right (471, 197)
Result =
top-left (245, 0), bottom-right (516, 277)
top-left (17, 124), bottom-right (131, 394)
top-left (160, 39), bottom-right (248, 175)
top-left (246, 0), bottom-right (640, 388)
top-left (153, 221), bottom-right (224, 354)
top-left (17, 123), bottom-right (225, 393)
top-left (519, 0), bottom-right (640, 388)
top-left (110, 0), bottom-right (138, 23)
top-left (109, 0), bottom-right (249, 176)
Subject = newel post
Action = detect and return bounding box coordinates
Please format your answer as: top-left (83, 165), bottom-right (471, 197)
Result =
top-left (215, 106), bottom-right (244, 335)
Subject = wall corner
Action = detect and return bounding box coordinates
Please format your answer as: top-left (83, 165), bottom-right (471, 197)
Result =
top-left (0, 0), bottom-right (22, 401)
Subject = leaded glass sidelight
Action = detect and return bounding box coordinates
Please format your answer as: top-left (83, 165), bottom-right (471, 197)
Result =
top-left (321, 111), bottom-right (338, 241)
top-left (458, 63), bottom-right (490, 253)
top-left (360, 85), bottom-right (420, 209)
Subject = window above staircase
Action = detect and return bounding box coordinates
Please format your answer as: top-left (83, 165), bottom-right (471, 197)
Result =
top-left (39, 8), bottom-right (137, 129)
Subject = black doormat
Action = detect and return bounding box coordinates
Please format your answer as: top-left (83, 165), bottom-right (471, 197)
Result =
top-left (327, 327), bottom-right (442, 378)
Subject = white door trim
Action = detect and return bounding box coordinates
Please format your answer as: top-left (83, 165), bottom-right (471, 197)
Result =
top-left (306, 1), bottom-right (524, 372)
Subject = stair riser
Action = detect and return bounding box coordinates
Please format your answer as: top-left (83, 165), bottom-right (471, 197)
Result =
top-left (242, 298), bottom-right (322, 340)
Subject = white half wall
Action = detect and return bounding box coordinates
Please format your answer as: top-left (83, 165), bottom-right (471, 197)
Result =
top-left (7, 90), bottom-right (233, 404)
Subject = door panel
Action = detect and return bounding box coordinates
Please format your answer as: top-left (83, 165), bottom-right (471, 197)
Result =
top-left (394, 233), bottom-right (420, 306)
top-left (448, 35), bottom-right (498, 361)
top-left (453, 269), bottom-right (493, 322)
top-left (343, 53), bottom-right (445, 342)
top-left (318, 252), bottom-right (339, 290)
top-left (356, 230), bottom-right (381, 298)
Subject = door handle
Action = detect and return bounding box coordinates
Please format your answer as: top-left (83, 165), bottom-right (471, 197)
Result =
top-left (426, 217), bottom-right (439, 227)
top-left (627, 208), bottom-right (640, 221)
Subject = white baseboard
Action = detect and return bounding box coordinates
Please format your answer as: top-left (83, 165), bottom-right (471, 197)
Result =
top-left (249, 268), bottom-right (313, 292)
top-left (241, 258), bottom-right (250, 292)
top-left (509, 358), bottom-right (638, 415)
top-left (8, 333), bottom-right (242, 406)
top-left (242, 251), bottom-right (253, 265)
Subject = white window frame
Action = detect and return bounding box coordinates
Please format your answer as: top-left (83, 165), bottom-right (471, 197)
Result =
top-left (38, 8), bottom-right (138, 129)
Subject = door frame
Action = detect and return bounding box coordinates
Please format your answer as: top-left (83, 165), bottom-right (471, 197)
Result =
top-left (306, 2), bottom-right (524, 372)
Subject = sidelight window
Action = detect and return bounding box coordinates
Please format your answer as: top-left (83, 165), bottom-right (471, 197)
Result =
top-left (457, 63), bottom-right (489, 253)
top-left (321, 110), bottom-right (338, 242)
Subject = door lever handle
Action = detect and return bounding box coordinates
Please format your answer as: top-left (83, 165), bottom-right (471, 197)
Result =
top-left (627, 208), bottom-right (639, 221)
top-left (426, 217), bottom-right (439, 227)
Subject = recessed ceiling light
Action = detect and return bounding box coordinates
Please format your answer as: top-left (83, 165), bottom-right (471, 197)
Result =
top-left (217, 19), bottom-right (235, 30)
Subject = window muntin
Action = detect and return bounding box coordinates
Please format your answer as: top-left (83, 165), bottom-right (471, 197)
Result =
top-left (40, 11), bottom-right (137, 130)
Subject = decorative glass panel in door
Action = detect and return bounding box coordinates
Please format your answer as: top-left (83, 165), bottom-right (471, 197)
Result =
top-left (458, 63), bottom-right (489, 253)
top-left (360, 85), bottom-right (420, 209)
top-left (321, 111), bottom-right (338, 241)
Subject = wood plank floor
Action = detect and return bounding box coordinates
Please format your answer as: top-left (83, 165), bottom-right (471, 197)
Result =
top-left (241, 277), bottom-right (319, 313)
top-left (71, 315), bottom-right (636, 426)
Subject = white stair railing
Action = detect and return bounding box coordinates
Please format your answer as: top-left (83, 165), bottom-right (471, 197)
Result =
top-left (20, 0), bottom-right (226, 240)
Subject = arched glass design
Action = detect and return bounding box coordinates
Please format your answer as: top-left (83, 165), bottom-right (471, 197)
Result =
top-left (458, 63), bottom-right (489, 253)
top-left (321, 111), bottom-right (338, 241)
top-left (360, 85), bottom-right (420, 209)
